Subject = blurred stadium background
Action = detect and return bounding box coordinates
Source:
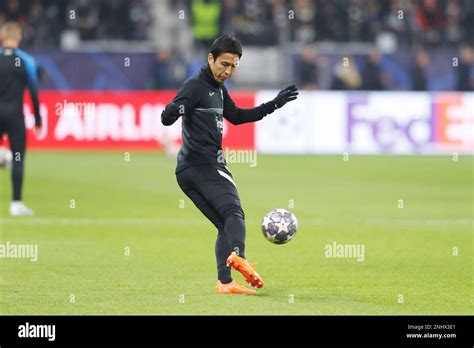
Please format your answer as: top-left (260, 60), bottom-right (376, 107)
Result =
top-left (1, 0), bottom-right (473, 91)
top-left (0, 0), bottom-right (472, 315)
top-left (0, 0), bottom-right (472, 154)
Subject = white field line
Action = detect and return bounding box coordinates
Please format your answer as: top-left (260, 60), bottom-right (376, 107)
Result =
top-left (0, 217), bottom-right (472, 225)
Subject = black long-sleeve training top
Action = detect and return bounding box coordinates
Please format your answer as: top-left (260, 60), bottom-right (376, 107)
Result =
top-left (161, 63), bottom-right (278, 173)
top-left (0, 47), bottom-right (41, 126)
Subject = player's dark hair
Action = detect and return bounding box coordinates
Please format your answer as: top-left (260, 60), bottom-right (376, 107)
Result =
top-left (209, 35), bottom-right (242, 60)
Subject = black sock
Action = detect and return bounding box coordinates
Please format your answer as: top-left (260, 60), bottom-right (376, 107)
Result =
top-left (11, 155), bottom-right (24, 201)
top-left (224, 210), bottom-right (246, 259)
top-left (215, 230), bottom-right (233, 284)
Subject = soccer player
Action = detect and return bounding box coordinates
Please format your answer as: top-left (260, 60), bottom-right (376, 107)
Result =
top-left (0, 22), bottom-right (42, 216)
top-left (161, 35), bottom-right (298, 294)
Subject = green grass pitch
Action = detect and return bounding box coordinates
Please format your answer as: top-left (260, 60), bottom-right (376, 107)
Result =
top-left (0, 152), bottom-right (472, 315)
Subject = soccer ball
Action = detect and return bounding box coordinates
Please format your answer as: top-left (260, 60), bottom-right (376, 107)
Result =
top-left (261, 208), bottom-right (298, 244)
top-left (0, 147), bottom-right (13, 169)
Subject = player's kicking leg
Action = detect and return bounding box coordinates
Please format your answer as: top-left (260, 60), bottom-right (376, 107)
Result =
top-left (176, 165), bottom-right (263, 293)
top-left (177, 185), bottom-right (255, 294)
top-left (209, 167), bottom-right (264, 289)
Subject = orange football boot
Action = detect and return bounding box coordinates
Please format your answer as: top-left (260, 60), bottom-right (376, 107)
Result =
top-left (215, 280), bottom-right (256, 295)
top-left (226, 252), bottom-right (264, 288)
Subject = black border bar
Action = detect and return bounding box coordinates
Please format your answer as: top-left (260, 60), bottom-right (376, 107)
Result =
top-left (0, 315), bottom-right (472, 346)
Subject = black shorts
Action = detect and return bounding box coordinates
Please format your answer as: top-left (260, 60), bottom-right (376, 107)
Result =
top-left (176, 165), bottom-right (242, 231)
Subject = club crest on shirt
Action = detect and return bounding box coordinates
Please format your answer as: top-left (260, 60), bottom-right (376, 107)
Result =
top-left (215, 115), bottom-right (224, 134)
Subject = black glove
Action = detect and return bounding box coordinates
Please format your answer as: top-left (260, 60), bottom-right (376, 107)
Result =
top-left (273, 85), bottom-right (299, 109)
top-left (161, 102), bottom-right (180, 126)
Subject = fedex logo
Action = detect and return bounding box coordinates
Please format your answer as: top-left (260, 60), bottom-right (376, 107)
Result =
top-left (433, 93), bottom-right (474, 150)
top-left (347, 94), bottom-right (433, 153)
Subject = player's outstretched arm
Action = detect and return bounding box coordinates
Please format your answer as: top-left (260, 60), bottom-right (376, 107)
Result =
top-left (223, 85), bottom-right (299, 125)
top-left (161, 80), bottom-right (201, 126)
top-left (161, 102), bottom-right (181, 126)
